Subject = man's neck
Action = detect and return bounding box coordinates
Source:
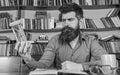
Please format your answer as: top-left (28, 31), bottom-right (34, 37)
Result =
top-left (69, 35), bottom-right (79, 49)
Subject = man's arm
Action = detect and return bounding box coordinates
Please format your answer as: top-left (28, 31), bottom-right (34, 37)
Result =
top-left (82, 37), bottom-right (108, 71)
top-left (19, 36), bottom-right (58, 70)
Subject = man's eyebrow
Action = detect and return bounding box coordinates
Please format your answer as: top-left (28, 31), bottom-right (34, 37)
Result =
top-left (62, 18), bottom-right (75, 20)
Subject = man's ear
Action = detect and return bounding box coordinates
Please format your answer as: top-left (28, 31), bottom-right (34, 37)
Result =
top-left (79, 18), bottom-right (83, 22)
top-left (77, 15), bottom-right (82, 20)
top-left (79, 18), bottom-right (86, 29)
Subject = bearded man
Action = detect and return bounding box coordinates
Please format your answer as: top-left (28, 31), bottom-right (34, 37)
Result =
top-left (15, 3), bottom-right (107, 71)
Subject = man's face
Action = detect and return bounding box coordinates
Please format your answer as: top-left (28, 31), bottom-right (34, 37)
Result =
top-left (58, 11), bottom-right (80, 44)
top-left (61, 11), bottom-right (79, 29)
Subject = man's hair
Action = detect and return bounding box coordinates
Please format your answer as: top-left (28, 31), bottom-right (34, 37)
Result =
top-left (58, 3), bottom-right (83, 21)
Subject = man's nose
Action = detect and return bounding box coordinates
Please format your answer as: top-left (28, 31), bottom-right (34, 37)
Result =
top-left (63, 23), bottom-right (69, 26)
top-left (63, 21), bottom-right (69, 26)
top-left (64, 19), bottom-right (69, 23)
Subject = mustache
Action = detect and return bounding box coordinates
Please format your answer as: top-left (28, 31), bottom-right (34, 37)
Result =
top-left (61, 26), bottom-right (74, 36)
top-left (59, 26), bottom-right (79, 45)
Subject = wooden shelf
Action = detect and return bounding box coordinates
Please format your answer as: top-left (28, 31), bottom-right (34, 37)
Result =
top-left (0, 6), bottom-right (19, 10)
top-left (16, 4), bottom-right (120, 10)
top-left (25, 29), bottom-right (61, 33)
top-left (25, 27), bottom-right (120, 32)
top-left (0, 5), bottom-right (119, 11)
top-left (81, 27), bottom-right (120, 32)
top-left (19, 6), bottom-right (60, 10)
top-left (0, 4), bottom-right (119, 11)
top-left (81, 4), bottom-right (120, 9)
top-left (0, 27), bottom-right (119, 33)
top-left (0, 29), bottom-right (12, 33)
top-left (20, 4), bottom-right (120, 10)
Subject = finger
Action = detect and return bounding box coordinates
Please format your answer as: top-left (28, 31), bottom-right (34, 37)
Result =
top-left (27, 43), bottom-right (33, 54)
top-left (23, 42), bottom-right (29, 54)
top-left (62, 61), bottom-right (67, 66)
top-left (62, 61), bottom-right (72, 69)
top-left (19, 42), bottom-right (26, 55)
top-left (62, 63), bottom-right (67, 70)
top-left (14, 42), bottom-right (20, 51)
top-left (62, 61), bottom-right (70, 66)
top-left (62, 61), bottom-right (68, 70)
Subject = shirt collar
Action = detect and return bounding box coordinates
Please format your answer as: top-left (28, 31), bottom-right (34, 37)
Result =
top-left (79, 32), bottom-right (86, 41)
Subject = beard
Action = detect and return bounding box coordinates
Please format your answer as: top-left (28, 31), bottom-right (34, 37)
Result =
top-left (58, 26), bottom-right (80, 45)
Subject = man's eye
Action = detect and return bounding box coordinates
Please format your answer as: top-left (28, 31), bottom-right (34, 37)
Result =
top-left (62, 19), bottom-right (66, 22)
top-left (67, 18), bottom-right (74, 21)
top-left (62, 18), bottom-right (75, 22)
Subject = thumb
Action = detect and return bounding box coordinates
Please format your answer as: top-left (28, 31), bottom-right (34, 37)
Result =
top-left (14, 42), bottom-right (21, 51)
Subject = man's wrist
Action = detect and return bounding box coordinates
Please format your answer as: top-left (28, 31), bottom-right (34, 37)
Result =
top-left (23, 56), bottom-right (32, 64)
top-left (76, 63), bottom-right (84, 71)
top-left (82, 64), bottom-right (89, 71)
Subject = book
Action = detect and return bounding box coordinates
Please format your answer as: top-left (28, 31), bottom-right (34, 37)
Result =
top-left (29, 69), bottom-right (58, 75)
top-left (92, 18), bottom-right (105, 28)
top-left (58, 69), bottom-right (87, 75)
top-left (101, 17), bottom-right (111, 28)
top-left (85, 0), bottom-right (92, 5)
top-left (85, 18), bottom-right (97, 28)
top-left (29, 68), bottom-right (87, 75)
top-left (9, 19), bottom-right (27, 42)
top-left (101, 34), bottom-right (120, 41)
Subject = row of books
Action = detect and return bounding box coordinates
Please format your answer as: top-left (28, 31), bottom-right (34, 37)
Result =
top-left (19, 0), bottom-right (77, 6)
top-left (0, 0), bottom-right (73, 6)
top-left (0, 12), bottom-right (13, 29)
top-left (17, 0), bottom-right (120, 6)
top-left (99, 40), bottom-right (120, 53)
top-left (85, 16), bottom-right (120, 28)
top-left (99, 34), bottom-right (120, 53)
top-left (14, 8), bottom-right (120, 29)
top-left (1, 0), bottom-right (120, 7)
top-left (0, 0), bottom-right (19, 6)
top-left (0, 18), bottom-right (12, 29)
top-left (0, 41), bottom-right (48, 56)
top-left (10, 16), bottom-right (120, 30)
top-left (15, 0), bottom-right (120, 6)
top-left (81, 0), bottom-right (120, 5)
top-left (106, 8), bottom-right (120, 17)
top-left (28, 16), bottom-right (120, 29)
top-left (0, 42), bottom-right (16, 56)
top-left (0, 39), bottom-right (120, 56)
top-left (2, 16), bottom-right (120, 30)
top-left (15, 18), bottom-right (54, 30)
top-left (33, 0), bottom-right (73, 6)
top-left (101, 34), bottom-right (120, 41)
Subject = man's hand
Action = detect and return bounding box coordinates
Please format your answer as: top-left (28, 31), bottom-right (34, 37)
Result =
top-left (62, 61), bottom-right (84, 71)
top-left (15, 41), bottom-right (33, 60)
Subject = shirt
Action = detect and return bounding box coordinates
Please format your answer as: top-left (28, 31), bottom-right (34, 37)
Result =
top-left (24, 32), bottom-right (107, 70)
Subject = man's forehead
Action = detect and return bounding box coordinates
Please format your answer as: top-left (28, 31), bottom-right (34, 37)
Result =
top-left (62, 12), bottom-right (76, 19)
